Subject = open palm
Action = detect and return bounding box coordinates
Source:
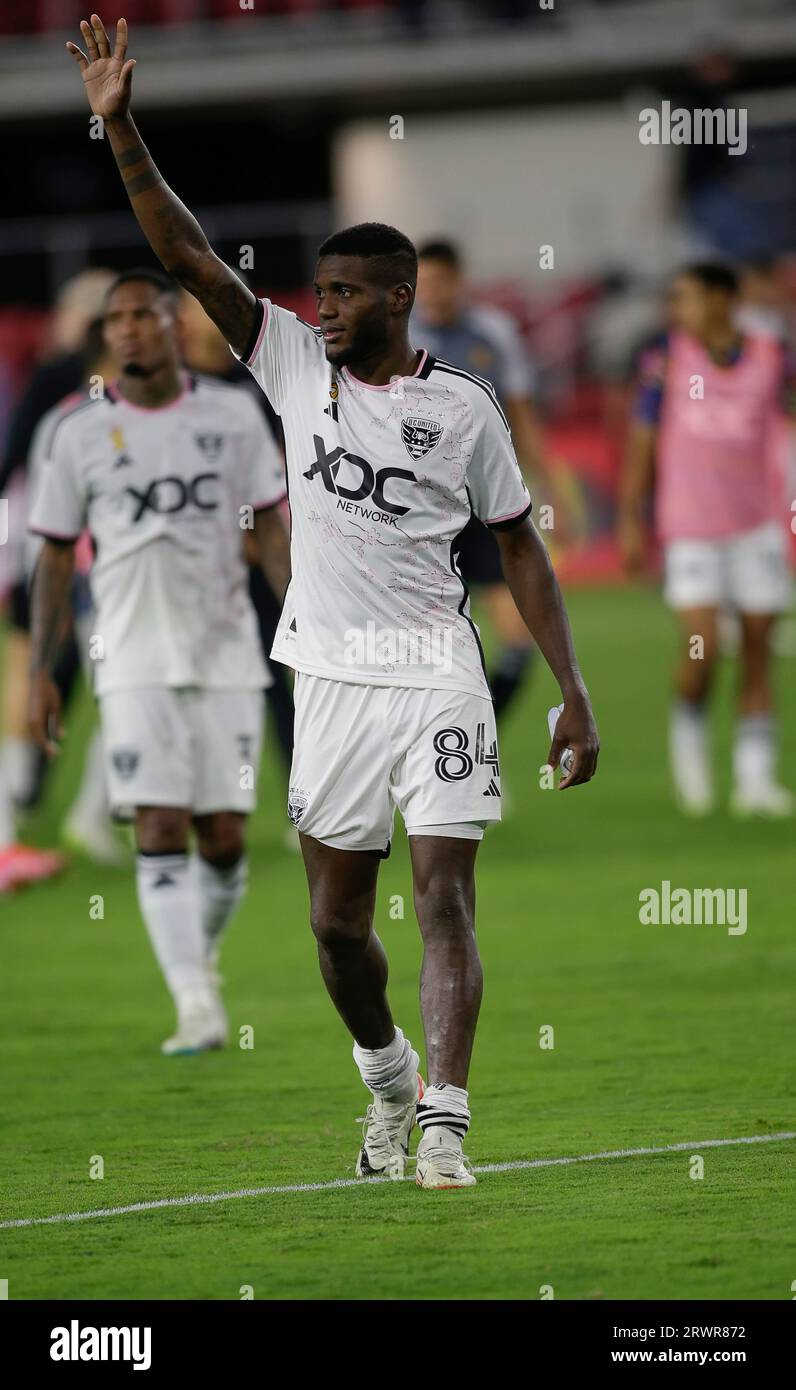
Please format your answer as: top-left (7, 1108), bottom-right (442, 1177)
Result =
top-left (66, 14), bottom-right (135, 121)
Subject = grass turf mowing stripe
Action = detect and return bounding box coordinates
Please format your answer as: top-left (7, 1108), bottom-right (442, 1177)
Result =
top-left (2, 1131), bottom-right (792, 1231)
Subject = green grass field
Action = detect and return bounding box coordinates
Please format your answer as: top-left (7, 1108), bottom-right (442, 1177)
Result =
top-left (2, 583), bottom-right (794, 1301)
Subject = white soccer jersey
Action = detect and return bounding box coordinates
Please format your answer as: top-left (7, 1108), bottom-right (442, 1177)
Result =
top-left (28, 372), bottom-right (286, 696)
top-left (236, 299), bottom-right (532, 699)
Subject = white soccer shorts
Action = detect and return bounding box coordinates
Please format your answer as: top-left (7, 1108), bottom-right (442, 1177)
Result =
top-left (287, 674), bottom-right (502, 852)
top-left (100, 687), bottom-right (265, 819)
top-left (663, 521), bottom-right (793, 614)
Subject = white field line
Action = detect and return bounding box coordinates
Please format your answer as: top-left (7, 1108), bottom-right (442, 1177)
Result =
top-left (1, 1131), bottom-right (793, 1232)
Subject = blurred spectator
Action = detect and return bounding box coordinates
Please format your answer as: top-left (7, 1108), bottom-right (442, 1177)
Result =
top-left (737, 257), bottom-right (794, 344)
top-left (674, 47), bottom-right (769, 261)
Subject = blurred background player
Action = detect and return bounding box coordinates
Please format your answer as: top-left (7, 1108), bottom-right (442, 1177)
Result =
top-left (620, 261), bottom-right (794, 817)
top-left (24, 315), bottom-right (129, 866)
top-left (179, 291), bottom-right (295, 797)
top-left (0, 269), bottom-right (114, 818)
top-left (413, 239), bottom-right (561, 723)
top-left (0, 273), bottom-right (116, 890)
top-left (28, 268), bottom-right (290, 1053)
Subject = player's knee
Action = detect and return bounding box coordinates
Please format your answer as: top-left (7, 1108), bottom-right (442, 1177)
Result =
top-left (415, 878), bottom-right (474, 941)
top-left (195, 816), bottom-right (246, 869)
top-left (679, 644), bottom-right (716, 697)
top-left (135, 807), bottom-right (190, 854)
top-left (310, 902), bottom-right (371, 952)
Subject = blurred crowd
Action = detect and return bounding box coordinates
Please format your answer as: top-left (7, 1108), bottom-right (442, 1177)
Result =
top-left (0, 0), bottom-right (688, 39)
top-left (1, 235), bottom-right (794, 888)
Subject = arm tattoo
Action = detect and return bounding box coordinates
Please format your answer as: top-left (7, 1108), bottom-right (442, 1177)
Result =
top-left (104, 115), bottom-right (257, 355)
top-left (126, 169), bottom-right (163, 198)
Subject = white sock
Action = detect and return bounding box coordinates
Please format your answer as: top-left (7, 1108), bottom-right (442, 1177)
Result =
top-left (670, 700), bottom-right (711, 801)
top-left (0, 767), bottom-right (15, 847)
top-left (353, 1026), bottom-right (419, 1102)
top-left (733, 712), bottom-right (775, 793)
top-left (195, 853), bottom-right (248, 961)
top-left (1, 736), bottom-right (37, 805)
top-left (136, 852), bottom-right (212, 1013)
top-left (66, 730), bottom-right (111, 830)
top-left (416, 1083), bottom-right (470, 1141)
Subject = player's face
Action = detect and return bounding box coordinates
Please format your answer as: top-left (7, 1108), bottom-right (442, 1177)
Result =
top-left (416, 258), bottom-right (463, 327)
top-left (103, 282), bottom-right (179, 378)
top-left (668, 275), bottom-right (732, 339)
top-left (313, 256), bottom-right (405, 366)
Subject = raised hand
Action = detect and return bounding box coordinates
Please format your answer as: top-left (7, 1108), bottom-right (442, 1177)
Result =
top-left (66, 14), bottom-right (135, 122)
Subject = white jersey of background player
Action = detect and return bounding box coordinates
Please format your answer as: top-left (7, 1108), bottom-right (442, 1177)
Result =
top-left (29, 270), bottom-right (289, 1055)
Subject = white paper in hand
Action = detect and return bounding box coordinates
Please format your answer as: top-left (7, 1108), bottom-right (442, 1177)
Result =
top-left (547, 703), bottom-right (575, 776)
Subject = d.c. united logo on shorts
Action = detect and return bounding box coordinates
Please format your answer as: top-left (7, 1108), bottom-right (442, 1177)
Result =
top-left (287, 787), bottom-right (309, 826)
top-left (112, 748), bottom-right (140, 779)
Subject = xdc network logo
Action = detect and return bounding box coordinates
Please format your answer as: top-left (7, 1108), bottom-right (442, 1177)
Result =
top-left (303, 434), bottom-right (415, 525)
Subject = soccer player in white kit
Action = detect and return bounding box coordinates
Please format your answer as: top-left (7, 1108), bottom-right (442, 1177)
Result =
top-left (65, 16), bottom-right (599, 1186)
top-left (28, 267), bottom-right (290, 1055)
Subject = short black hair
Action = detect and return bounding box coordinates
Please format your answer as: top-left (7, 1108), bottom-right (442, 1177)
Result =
top-left (680, 261), bottom-right (739, 295)
top-left (104, 266), bottom-right (180, 311)
top-left (317, 222), bottom-right (417, 290)
top-left (416, 239), bottom-right (462, 270)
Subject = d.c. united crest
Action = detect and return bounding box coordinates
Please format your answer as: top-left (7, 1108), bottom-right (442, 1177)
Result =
top-left (400, 416), bottom-right (443, 460)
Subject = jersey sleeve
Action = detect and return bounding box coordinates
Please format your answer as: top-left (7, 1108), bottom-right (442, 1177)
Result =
top-left (27, 416), bottom-right (86, 542)
top-left (233, 297), bottom-right (323, 413)
top-left (467, 392), bottom-right (532, 530)
top-left (240, 395), bottom-right (287, 511)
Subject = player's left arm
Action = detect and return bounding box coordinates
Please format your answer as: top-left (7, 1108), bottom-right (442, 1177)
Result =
top-left (251, 504), bottom-right (291, 602)
top-left (495, 517), bottom-right (599, 787)
top-left (467, 388), bottom-right (598, 787)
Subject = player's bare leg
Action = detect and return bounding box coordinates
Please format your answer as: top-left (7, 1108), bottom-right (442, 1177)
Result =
top-left (731, 612), bottom-right (792, 816)
top-left (410, 835), bottom-right (481, 1085)
top-left (193, 811), bottom-right (249, 977)
top-left (670, 606), bottom-right (718, 815)
top-left (300, 834), bottom-right (422, 1179)
top-left (409, 833), bottom-right (481, 1188)
top-left (136, 806), bottom-right (226, 1054)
